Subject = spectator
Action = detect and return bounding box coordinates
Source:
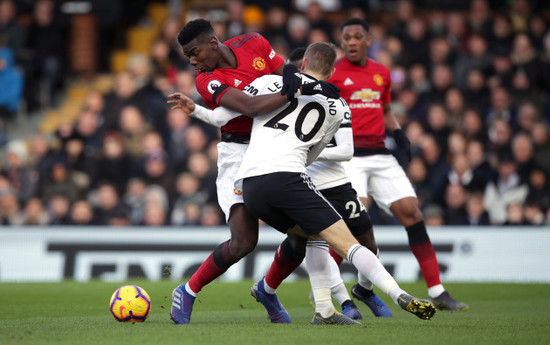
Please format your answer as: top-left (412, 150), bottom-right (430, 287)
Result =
top-left (0, 47), bottom-right (24, 129)
top-left (463, 69), bottom-right (490, 112)
top-left (47, 193), bottom-right (71, 225)
top-left (2, 140), bottom-right (36, 204)
top-left (487, 13), bottom-right (513, 55)
top-left (510, 33), bottom-right (538, 85)
top-left (468, 0), bottom-right (492, 37)
top-left (0, 190), bottom-right (20, 225)
top-left (531, 122), bottom-right (550, 172)
top-left (484, 153), bottom-right (528, 224)
top-left (171, 172), bottom-right (208, 225)
top-left (423, 204), bottom-right (445, 226)
top-left (407, 157), bottom-right (434, 208)
top-left (124, 177), bottom-right (147, 225)
top-left (69, 199), bottom-right (94, 225)
top-left (516, 103), bottom-right (539, 134)
top-left (523, 198), bottom-right (545, 226)
top-left (421, 134), bottom-right (450, 204)
top-left (91, 181), bottom-right (128, 225)
top-left (447, 153), bottom-right (474, 190)
top-left (18, 197), bottom-right (49, 226)
top-left (95, 131), bottom-right (133, 195)
top-left (102, 71), bottom-right (142, 131)
top-left (503, 202), bottom-right (528, 226)
top-left (453, 34), bottom-right (493, 89)
top-left (426, 103), bottom-right (451, 151)
top-left (23, 0), bottom-right (63, 111)
top-left (41, 160), bottom-right (79, 203)
top-left (0, 0), bottom-right (26, 58)
top-left (199, 202), bottom-right (224, 226)
top-left (526, 168), bottom-right (550, 212)
top-left (465, 192), bottom-right (490, 225)
top-left (428, 64), bottom-right (454, 104)
top-left (141, 150), bottom-right (175, 203)
top-left (511, 133), bottom-right (538, 183)
top-left (118, 105), bottom-right (153, 159)
top-left (466, 139), bottom-right (495, 192)
top-left (444, 184), bottom-right (469, 225)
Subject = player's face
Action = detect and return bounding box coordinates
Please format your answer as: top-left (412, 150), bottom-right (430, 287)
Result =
top-left (341, 25), bottom-right (371, 64)
top-left (182, 38), bottom-right (219, 72)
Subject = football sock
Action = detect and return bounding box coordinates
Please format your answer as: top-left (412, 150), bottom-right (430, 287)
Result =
top-left (184, 282), bottom-right (198, 297)
top-left (306, 241), bottom-right (336, 317)
top-left (187, 241), bottom-right (233, 294)
top-left (406, 221), bottom-right (442, 288)
top-left (265, 238), bottom-right (305, 291)
top-left (331, 282), bottom-right (352, 306)
top-left (347, 244), bottom-right (405, 304)
top-left (428, 284), bottom-right (445, 298)
top-left (357, 248), bottom-right (378, 292)
top-left (329, 247), bottom-right (344, 265)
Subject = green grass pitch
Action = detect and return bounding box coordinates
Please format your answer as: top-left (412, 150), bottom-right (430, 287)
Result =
top-left (1, 280), bottom-right (549, 345)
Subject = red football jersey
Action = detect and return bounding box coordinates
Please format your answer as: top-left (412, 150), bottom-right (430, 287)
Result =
top-left (329, 57), bottom-right (391, 150)
top-left (195, 33), bottom-right (284, 136)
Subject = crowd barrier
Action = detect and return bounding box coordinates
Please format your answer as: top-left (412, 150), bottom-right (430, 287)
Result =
top-left (1, 226), bottom-right (549, 283)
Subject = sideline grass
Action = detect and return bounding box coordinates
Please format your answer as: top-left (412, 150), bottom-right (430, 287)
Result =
top-left (1, 280), bottom-right (549, 345)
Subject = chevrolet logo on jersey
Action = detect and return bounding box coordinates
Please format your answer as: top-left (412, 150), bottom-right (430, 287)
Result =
top-left (350, 88), bottom-right (381, 102)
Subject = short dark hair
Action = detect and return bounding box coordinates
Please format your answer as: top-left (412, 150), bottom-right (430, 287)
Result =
top-left (177, 19), bottom-right (215, 47)
top-left (303, 42), bottom-right (337, 78)
top-left (341, 18), bottom-right (369, 32)
top-left (287, 47), bottom-right (307, 63)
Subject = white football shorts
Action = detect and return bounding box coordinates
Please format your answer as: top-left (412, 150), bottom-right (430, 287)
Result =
top-left (216, 141), bottom-right (248, 222)
top-left (342, 154), bottom-right (416, 214)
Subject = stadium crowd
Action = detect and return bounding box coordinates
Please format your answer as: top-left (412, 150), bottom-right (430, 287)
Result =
top-left (1, 0), bottom-right (550, 227)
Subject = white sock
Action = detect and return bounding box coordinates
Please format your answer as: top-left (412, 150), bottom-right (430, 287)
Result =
top-left (347, 244), bottom-right (405, 305)
top-left (312, 287), bottom-right (334, 318)
top-left (428, 284), bottom-right (445, 298)
top-left (185, 283), bottom-right (198, 297)
top-left (263, 278), bottom-right (277, 294)
top-left (331, 282), bottom-right (351, 306)
top-left (306, 241), bottom-right (336, 317)
top-left (357, 248), bottom-right (378, 291)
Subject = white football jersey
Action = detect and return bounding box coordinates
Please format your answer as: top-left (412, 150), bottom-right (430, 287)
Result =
top-left (306, 111), bottom-right (353, 190)
top-left (235, 74), bottom-right (348, 183)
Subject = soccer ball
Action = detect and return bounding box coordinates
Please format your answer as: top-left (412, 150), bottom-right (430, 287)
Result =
top-left (109, 285), bottom-right (151, 322)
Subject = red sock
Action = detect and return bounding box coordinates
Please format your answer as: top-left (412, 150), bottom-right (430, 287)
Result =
top-left (410, 242), bottom-right (441, 288)
top-left (329, 247), bottom-right (344, 266)
top-left (188, 252), bottom-right (227, 293)
top-left (265, 244), bottom-right (303, 290)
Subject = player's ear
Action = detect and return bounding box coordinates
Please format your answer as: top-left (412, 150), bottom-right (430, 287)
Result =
top-left (209, 36), bottom-right (219, 49)
top-left (327, 67), bottom-right (336, 80)
top-left (300, 58), bottom-right (307, 72)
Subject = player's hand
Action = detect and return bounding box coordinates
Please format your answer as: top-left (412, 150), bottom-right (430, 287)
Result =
top-left (301, 81), bottom-right (340, 99)
top-left (281, 64), bottom-right (302, 101)
top-left (167, 92), bottom-right (196, 114)
top-left (393, 129), bottom-right (411, 163)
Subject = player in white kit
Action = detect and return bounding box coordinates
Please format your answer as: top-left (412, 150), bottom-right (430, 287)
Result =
top-left (176, 42), bottom-right (436, 324)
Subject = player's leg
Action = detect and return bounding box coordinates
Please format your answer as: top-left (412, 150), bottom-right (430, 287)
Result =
top-left (390, 197), bottom-right (469, 311)
top-left (368, 154), bottom-right (468, 311)
top-left (321, 183), bottom-right (390, 318)
top-left (171, 142), bottom-right (259, 324)
top-left (318, 219), bottom-right (436, 320)
top-left (251, 232), bottom-right (305, 324)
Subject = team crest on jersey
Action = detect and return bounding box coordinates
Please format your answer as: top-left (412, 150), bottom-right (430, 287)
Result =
top-left (207, 79), bottom-right (221, 94)
top-left (253, 57), bottom-right (266, 71)
top-left (373, 74), bottom-right (384, 86)
top-left (233, 187), bottom-right (243, 195)
top-left (351, 88), bottom-right (380, 102)
top-left (234, 79), bottom-right (242, 87)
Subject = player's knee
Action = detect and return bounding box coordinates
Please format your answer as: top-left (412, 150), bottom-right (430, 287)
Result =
top-left (229, 236), bottom-right (258, 259)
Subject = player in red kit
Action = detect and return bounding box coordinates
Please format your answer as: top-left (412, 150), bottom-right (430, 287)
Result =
top-left (168, 19), bottom-right (339, 324)
top-left (328, 18), bottom-right (468, 312)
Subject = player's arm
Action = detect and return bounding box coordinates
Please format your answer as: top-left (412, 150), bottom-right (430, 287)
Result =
top-left (316, 103), bottom-right (353, 162)
top-left (306, 117), bottom-right (343, 166)
top-left (384, 103), bottom-right (411, 163)
top-left (167, 92), bottom-right (238, 127)
top-left (218, 87), bottom-right (288, 117)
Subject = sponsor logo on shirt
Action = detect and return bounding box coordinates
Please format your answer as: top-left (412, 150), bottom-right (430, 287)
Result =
top-left (233, 188), bottom-right (243, 195)
top-left (234, 79), bottom-right (242, 87)
top-left (350, 88), bottom-right (380, 102)
top-left (269, 49), bottom-right (276, 59)
top-left (344, 77), bottom-right (354, 86)
top-left (373, 74), bottom-right (384, 86)
top-left (253, 57), bottom-right (266, 71)
top-left (207, 79), bottom-right (221, 94)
